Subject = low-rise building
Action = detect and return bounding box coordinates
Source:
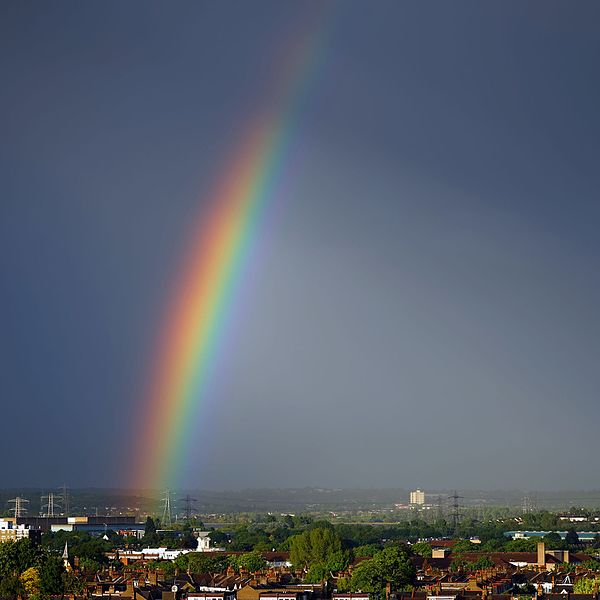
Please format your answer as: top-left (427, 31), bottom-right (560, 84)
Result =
top-left (49, 515), bottom-right (145, 538)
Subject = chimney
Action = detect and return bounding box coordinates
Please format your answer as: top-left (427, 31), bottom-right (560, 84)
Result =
top-left (537, 542), bottom-right (546, 569)
top-left (563, 550), bottom-right (570, 564)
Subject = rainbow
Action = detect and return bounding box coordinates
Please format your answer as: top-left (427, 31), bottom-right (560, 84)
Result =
top-left (132, 10), bottom-right (331, 491)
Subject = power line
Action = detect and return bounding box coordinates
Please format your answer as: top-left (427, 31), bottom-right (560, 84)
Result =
top-left (449, 491), bottom-right (463, 533)
top-left (41, 492), bottom-right (61, 517)
top-left (181, 495), bottom-right (197, 520)
top-left (436, 495), bottom-right (445, 521)
top-left (162, 489), bottom-right (173, 527)
top-left (8, 496), bottom-right (29, 518)
top-left (60, 484), bottom-right (70, 517)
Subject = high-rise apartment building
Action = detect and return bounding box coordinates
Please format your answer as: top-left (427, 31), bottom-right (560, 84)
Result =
top-left (409, 489), bottom-right (425, 505)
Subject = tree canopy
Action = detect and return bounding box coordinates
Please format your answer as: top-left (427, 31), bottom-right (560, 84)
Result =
top-left (350, 546), bottom-right (415, 596)
top-left (289, 527), bottom-right (343, 570)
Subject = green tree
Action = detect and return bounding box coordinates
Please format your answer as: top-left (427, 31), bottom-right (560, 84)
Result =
top-left (481, 538), bottom-right (505, 552)
top-left (235, 551), bottom-right (268, 572)
top-left (40, 556), bottom-right (64, 595)
top-left (144, 516), bottom-right (158, 545)
top-left (565, 529), bottom-right (580, 546)
top-left (174, 553), bottom-right (189, 571)
top-left (283, 515), bottom-right (295, 528)
top-left (176, 529), bottom-right (198, 550)
top-left (229, 526), bottom-right (271, 551)
top-left (353, 545), bottom-right (380, 558)
top-left (304, 550), bottom-right (350, 583)
top-left (350, 557), bottom-right (381, 593)
top-left (543, 532), bottom-right (564, 550)
top-left (337, 577), bottom-right (351, 592)
top-left (350, 546), bottom-right (415, 596)
top-left (42, 531), bottom-right (110, 564)
top-left (20, 566), bottom-right (41, 596)
top-left (505, 538), bottom-right (540, 552)
top-left (152, 561), bottom-right (176, 579)
top-left (185, 553), bottom-right (230, 574)
top-left (63, 570), bottom-right (85, 595)
top-left (0, 539), bottom-right (42, 579)
top-left (411, 542), bottom-right (432, 557)
top-left (143, 520), bottom-right (156, 536)
top-left (580, 559), bottom-right (600, 572)
top-left (451, 540), bottom-right (479, 555)
top-left (467, 556), bottom-right (495, 570)
top-left (0, 574), bottom-right (23, 599)
top-left (289, 527), bottom-right (342, 570)
top-left (575, 578), bottom-right (600, 594)
top-left (539, 512), bottom-right (560, 530)
top-left (305, 563), bottom-right (331, 583)
top-left (146, 560), bottom-right (176, 578)
top-left (79, 557), bottom-right (102, 575)
top-left (209, 529), bottom-right (229, 547)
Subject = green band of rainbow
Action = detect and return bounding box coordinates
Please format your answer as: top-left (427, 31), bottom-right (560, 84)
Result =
top-left (132, 9), bottom-right (331, 491)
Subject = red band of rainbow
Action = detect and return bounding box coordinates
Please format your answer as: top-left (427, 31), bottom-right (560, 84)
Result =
top-left (131, 8), bottom-right (332, 492)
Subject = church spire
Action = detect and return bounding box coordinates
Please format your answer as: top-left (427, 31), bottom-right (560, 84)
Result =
top-left (62, 542), bottom-right (72, 571)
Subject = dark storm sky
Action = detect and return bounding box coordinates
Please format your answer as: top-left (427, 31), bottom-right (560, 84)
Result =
top-left (1, 1), bottom-right (599, 491)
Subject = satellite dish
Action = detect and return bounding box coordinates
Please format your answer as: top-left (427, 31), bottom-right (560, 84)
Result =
top-left (171, 585), bottom-right (178, 593)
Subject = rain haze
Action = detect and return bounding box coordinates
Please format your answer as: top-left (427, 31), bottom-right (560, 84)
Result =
top-left (1, 1), bottom-right (599, 491)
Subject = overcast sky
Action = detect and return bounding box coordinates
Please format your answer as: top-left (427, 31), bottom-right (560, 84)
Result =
top-left (1, 1), bottom-right (600, 491)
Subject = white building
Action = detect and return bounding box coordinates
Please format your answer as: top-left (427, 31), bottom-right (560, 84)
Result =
top-left (410, 489), bottom-right (425, 505)
top-left (195, 531), bottom-right (212, 552)
top-left (0, 519), bottom-right (35, 542)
